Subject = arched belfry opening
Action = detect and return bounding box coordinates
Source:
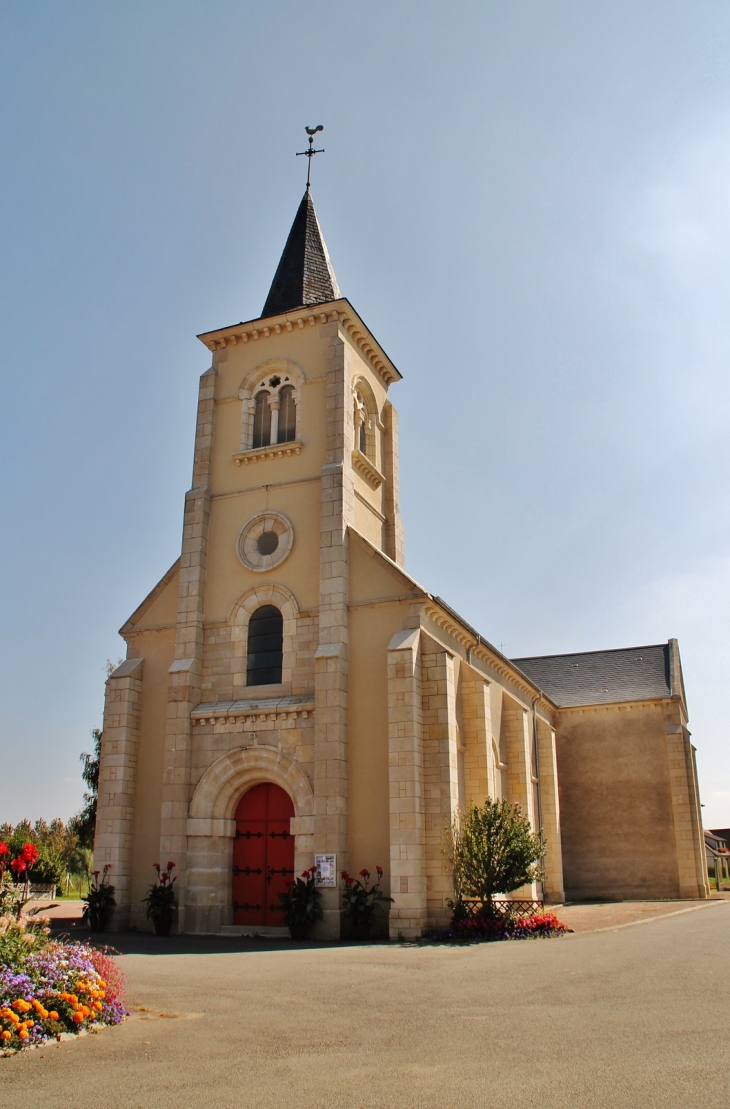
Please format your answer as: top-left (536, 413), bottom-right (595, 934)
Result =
top-left (233, 783), bottom-right (295, 928)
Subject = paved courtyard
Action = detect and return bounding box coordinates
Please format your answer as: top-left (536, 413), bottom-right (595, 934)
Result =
top-left (3, 900), bottom-right (728, 1108)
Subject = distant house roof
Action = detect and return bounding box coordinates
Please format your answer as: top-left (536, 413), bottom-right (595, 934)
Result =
top-left (511, 644), bottom-right (672, 708)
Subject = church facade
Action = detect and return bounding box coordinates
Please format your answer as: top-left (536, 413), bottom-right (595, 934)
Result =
top-left (95, 188), bottom-right (709, 937)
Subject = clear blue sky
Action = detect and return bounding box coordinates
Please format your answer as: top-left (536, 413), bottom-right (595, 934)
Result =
top-left (2, 1), bottom-right (729, 827)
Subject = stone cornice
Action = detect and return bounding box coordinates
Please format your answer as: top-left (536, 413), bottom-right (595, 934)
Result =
top-left (422, 600), bottom-right (557, 716)
top-left (192, 695), bottom-right (315, 725)
top-left (196, 298), bottom-right (401, 390)
top-left (555, 698), bottom-right (672, 716)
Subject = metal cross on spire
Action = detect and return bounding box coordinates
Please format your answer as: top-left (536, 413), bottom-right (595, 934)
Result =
top-left (296, 125), bottom-right (325, 188)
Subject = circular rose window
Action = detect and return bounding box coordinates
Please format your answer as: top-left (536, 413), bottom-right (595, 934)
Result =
top-left (237, 511), bottom-right (294, 572)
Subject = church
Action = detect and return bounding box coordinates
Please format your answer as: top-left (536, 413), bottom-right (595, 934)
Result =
top-left (95, 176), bottom-right (709, 937)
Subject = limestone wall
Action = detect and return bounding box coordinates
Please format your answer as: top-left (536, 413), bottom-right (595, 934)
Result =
top-left (555, 701), bottom-right (693, 900)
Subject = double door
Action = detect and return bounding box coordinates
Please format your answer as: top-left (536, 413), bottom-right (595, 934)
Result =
top-left (232, 782), bottom-right (295, 927)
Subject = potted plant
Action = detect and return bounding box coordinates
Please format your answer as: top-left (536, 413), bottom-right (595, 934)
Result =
top-left (82, 864), bottom-right (116, 932)
top-left (278, 866), bottom-right (323, 941)
top-left (142, 862), bottom-right (177, 935)
top-left (341, 866), bottom-right (393, 940)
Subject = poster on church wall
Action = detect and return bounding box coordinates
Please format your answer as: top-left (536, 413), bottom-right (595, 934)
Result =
top-left (315, 853), bottom-right (337, 887)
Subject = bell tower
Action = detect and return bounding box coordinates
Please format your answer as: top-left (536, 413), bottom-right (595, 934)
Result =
top-left (149, 183), bottom-right (404, 935)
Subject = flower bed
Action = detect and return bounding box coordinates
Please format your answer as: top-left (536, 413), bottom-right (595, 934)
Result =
top-left (1, 938), bottom-right (127, 1054)
top-left (1, 853), bottom-right (127, 1056)
top-left (425, 910), bottom-right (572, 943)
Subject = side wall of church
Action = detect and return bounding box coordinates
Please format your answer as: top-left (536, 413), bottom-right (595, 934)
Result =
top-left (555, 701), bottom-right (693, 900)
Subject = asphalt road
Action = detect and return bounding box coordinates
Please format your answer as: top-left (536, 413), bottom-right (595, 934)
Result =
top-left (4, 901), bottom-right (728, 1108)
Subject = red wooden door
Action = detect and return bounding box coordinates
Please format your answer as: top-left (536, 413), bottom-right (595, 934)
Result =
top-left (233, 783), bottom-right (295, 927)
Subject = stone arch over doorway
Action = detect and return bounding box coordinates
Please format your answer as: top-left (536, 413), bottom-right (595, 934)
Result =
top-left (185, 745), bottom-right (314, 934)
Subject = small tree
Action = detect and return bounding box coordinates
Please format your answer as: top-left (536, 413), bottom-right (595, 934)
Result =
top-left (445, 798), bottom-right (546, 917)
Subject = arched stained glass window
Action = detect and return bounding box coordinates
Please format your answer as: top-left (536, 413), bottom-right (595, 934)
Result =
top-left (253, 391), bottom-right (271, 449)
top-left (246, 605), bottom-right (283, 686)
top-left (278, 385), bottom-right (296, 443)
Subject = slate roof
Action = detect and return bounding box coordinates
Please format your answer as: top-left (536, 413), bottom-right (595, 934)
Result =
top-left (511, 643), bottom-right (672, 708)
top-left (261, 189), bottom-right (341, 318)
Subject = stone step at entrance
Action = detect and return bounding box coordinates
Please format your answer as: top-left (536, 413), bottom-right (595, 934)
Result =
top-left (219, 924), bottom-right (288, 937)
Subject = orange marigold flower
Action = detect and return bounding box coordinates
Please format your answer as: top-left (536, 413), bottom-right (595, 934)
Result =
top-left (48, 1012), bottom-right (59, 1022)
top-left (1, 1031), bottom-right (11, 1041)
top-left (19, 1030), bottom-right (29, 1040)
top-left (72, 1012), bottom-right (84, 1024)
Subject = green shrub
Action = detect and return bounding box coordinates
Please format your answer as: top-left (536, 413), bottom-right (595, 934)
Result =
top-left (444, 798), bottom-right (546, 916)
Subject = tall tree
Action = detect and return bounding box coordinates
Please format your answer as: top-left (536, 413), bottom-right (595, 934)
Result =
top-left (73, 728), bottom-right (102, 849)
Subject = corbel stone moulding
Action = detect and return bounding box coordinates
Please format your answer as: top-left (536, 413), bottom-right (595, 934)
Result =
top-left (423, 602), bottom-right (555, 715)
top-left (232, 440), bottom-right (303, 466)
top-left (197, 302), bottom-right (400, 390)
top-left (351, 448), bottom-right (385, 489)
top-left (191, 696), bottom-right (315, 726)
top-left (206, 310), bottom-right (336, 352)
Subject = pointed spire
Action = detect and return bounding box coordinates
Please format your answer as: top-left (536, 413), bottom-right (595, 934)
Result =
top-left (261, 190), bottom-right (341, 318)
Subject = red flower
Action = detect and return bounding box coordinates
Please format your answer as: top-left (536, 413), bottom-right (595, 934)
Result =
top-left (160, 872), bottom-right (169, 884)
top-left (21, 843), bottom-right (39, 865)
top-left (10, 857), bottom-right (26, 874)
top-left (340, 870), bottom-right (352, 886)
top-left (359, 868), bottom-right (370, 880)
top-left (93, 870), bottom-right (100, 877)
top-left (103, 864), bottom-right (112, 873)
top-left (153, 863), bottom-right (160, 872)
top-left (376, 866), bottom-right (383, 877)
top-left (166, 861), bottom-right (175, 871)
top-left (0, 843), bottom-right (9, 858)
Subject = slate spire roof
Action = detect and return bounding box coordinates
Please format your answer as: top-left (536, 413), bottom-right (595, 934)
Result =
top-left (261, 189), bottom-right (341, 318)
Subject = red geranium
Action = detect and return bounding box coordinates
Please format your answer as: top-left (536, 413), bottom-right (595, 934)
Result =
top-left (0, 842), bottom-right (10, 858)
top-left (10, 857), bottom-right (26, 875)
